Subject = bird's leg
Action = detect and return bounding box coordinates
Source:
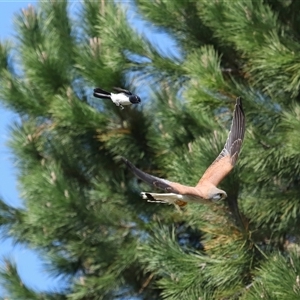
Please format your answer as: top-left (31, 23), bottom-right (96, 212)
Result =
top-left (115, 100), bottom-right (124, 110)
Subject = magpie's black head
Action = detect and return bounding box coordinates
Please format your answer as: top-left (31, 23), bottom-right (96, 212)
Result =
top-left (129, 95), bottom-right (141, 104)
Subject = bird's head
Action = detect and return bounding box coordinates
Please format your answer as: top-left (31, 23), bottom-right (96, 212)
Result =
top-left (209, 188), bottom-right (227, 202)
top-left (129, 95), bottom-right (141, 104)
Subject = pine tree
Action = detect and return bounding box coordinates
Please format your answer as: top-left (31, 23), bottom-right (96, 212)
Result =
top-left (1, 0), bottom-right (300, 299)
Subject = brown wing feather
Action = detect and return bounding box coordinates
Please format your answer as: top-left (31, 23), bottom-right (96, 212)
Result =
top-left (197, 97), bottom-right (245, 187)
top-left (122, 157), bottom-right (180, 193)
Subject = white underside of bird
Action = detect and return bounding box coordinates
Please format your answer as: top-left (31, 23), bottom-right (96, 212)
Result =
top-left (110, 93), bottom-right (132, 106)
top-left (141, 192), bottom-right (203, 205)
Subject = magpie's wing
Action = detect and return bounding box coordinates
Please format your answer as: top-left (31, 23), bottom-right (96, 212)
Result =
top-left (113, 87), bottom-right (132, 95)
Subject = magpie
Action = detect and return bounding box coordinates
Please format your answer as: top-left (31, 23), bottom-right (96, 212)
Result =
top-left (93, 87), bottom-right (141, 109)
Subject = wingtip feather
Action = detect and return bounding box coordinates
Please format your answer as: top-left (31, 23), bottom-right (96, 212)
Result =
top-left (121, 157), bottom-right (132, 169)
top-left (235, 97), bottom-right (244, 116)
top-left (120, 156), bottom-right (127, 163)
top-left (113, 87), bottom-right (131, 94)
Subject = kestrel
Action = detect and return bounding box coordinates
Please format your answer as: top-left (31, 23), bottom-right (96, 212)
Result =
top-left (122, 97), bottom-right (245, 206)
top-left (93, 87), bottom-right (141, 110)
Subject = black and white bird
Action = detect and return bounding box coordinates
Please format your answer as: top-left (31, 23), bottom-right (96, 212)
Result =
top-left (93, 87), bottom-right (141, 109)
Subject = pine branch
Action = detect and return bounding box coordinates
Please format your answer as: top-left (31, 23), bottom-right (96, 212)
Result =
top-left (0, 258), bottom-right (66, 300)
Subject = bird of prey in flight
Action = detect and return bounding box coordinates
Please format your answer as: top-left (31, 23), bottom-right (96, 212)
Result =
top-left (122, 97), bottom-right (245, 207)
top-left (93, 87), bottom-right (141, 110)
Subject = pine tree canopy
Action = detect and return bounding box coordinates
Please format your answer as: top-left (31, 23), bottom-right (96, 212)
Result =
top-left (1, 0), bottom-right (300, 299)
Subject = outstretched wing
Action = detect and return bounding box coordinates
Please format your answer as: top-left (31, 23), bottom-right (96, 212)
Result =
top-left (122, 157), bottom-right (180, 193)
top-left (197, 97), bottom-right (245, 187)
top-left (113, 87), bottom-right (132, 95)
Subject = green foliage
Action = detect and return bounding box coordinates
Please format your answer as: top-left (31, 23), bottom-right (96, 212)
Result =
top-left (0, 259), bottom-right (65, 300)
top-left (245, 251), bottom-right (300, 300)
top-left (0, 41), bottom-right (11, 73)
top-left (0, 0), bottom-right (300, 299)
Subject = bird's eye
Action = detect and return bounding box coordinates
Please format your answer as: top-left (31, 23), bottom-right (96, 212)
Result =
top-left (212, 193), bottom-right (223, 202)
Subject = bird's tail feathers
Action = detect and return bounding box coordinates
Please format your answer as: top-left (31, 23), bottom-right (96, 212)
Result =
top-left (93, 87), bottom-right (111, 99)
